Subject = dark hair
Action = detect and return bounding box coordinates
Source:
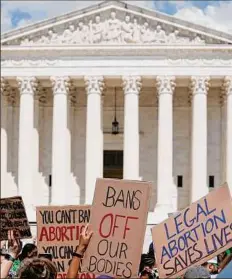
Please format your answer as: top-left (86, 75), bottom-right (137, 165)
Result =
top-left (139, 254), bottom-right (155, 273)
top-left (16, 257), bottom-right (57, 279)
top-left (19, 243), bottom-right (37, 261)
top-left (148, 243), bottom-right (155, 257)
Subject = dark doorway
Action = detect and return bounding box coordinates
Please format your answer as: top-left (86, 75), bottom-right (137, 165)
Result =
top-left (103, 150), bottom-right (123, 179)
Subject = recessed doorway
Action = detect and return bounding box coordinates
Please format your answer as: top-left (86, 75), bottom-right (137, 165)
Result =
top-left (103, 150), bottom-right (123, 179)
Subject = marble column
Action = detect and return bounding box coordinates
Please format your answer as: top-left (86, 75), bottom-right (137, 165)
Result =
top-left (1, 78), bottom-right (8, 197)
top-left (224, 76), bottom-right (232, 192)
top-left (122, 76), bottom-right (141, 180)
top-left (17, 77), bottom-right (38, 220)
top-left (154, 76), bottom-right (176, 220)
top-left (51, 76), bottom-right (70, 205)
top-left (84, 76), bottom-right (104, 204)
top-left (190, 76), bottom-right (209, 202)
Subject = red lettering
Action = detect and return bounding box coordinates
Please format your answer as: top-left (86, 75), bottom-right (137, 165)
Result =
top-left (49, 226), bottom-right (56, 241)
top-left (39, 227), bottom-right (49, 241)
top-left (99, 213), bottom-right (113, 238)
top-left (123, 216), bottom-right (138, 239)
top-left (112, 215), bottom-right (126, 237)
top-left (39, 226), bottom-right (80, 241)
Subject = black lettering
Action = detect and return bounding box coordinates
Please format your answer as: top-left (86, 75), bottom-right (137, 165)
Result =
top-left (132, 190), bottom-right (142, 210)
top-left (122, 262), bottom-right (132, 279)
top-left (163, 259), bottom-right (175, 276)
top-left (88, 256), bottom-right (97, 273)
top-left (119, 242), bottom-right (128, 259)
top-left (102, 186), bottom-right (116, 207)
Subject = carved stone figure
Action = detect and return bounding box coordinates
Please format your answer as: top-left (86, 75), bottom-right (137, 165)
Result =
top-left (21, 38), bottom-right (33, 46)
top-left (91, 16), bottom-right (104, 44)
top-left (132, 18), bottom-right (141, 43)
top-left (141, 22), bottom-right (153, 43)
top-left (77, 22), bottom-right (89, 43)
top-left (192, 35), bottom-right (205, 44)
top-left (48, 30), bottom-right (58, 44)
top-left (106, 11), bottom-right (121, 43)
top-left (62, 25), bottom-right (75, 43)
top-left (155, 25), bottom-right (166, 43)
top-left (121, 15), bottom-right (134, 43)
top-left (168, 30), bottom-right (179, 43)
top-left (37, 35), bottom-right (50, 44)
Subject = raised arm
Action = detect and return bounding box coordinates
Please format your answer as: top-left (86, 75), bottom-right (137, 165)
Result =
top-left (1, 230), bottom-right (22, 278)
top-left (66, 224), bottom-right (93, 279)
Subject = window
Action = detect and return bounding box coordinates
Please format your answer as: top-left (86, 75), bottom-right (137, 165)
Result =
top-left (209, 176), bottom-right (214, 188)
top-left (104, 150), bottom-right (123, 179)
top-left (177, 175), bottom-right (183, 188)
top-left (49, 175), bottom-right (52, 187)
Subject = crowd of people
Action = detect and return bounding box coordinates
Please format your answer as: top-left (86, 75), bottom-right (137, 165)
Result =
top-left (0, 226), bottom-right (232, 279)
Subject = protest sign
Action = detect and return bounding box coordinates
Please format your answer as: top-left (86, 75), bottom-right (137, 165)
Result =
top-left (81, 178), bottom-right (152, 278)
top-left (0, 196), bottom-right (31, 240)
top-left (37, 205), bottom-right (95, 279)
top-left (152, 183), bottom-right (232, 278)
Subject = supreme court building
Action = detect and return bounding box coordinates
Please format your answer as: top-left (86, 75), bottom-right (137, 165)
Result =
top-left (1, 1), bottom-right (232, 247)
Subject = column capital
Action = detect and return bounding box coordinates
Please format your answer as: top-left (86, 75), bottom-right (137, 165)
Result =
top-left (84, 76), bottom-right (104, 95)
top-left (1, 77), bottom-right (5, 95)
top-left (122, 75), bottom-right (142, 95)
top-left (156, 76), bottom-right (176, 95)
top-left (223, 76), bottom-right (232, 96)
top-left (50, 76), bottom-right (70, 95)
top-left (190, 76), bottom-right (210, 95)
top-left (17, 76), bottom-right (38, 95)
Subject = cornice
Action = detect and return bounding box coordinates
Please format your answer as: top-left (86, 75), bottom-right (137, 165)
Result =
top-left (1, 45), bottom-right (232, 61)
top-left (2, 58), bottom-right (232, 68)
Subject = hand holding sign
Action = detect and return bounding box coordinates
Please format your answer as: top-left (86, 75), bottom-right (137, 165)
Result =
top-left (77, 225), bottom-right (93, 255)
top-left (8, 230), bottom-right (22, 259)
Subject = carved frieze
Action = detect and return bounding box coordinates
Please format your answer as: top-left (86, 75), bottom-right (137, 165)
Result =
top-left (16, 11), bottom-right (210, 46)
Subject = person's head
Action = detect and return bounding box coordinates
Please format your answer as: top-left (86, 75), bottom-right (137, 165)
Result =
top-left (202, 258), bottom-right (218, 274)
top-left (184, 266), bottom-right (211, 279)
top-left (19, 243), bottom-right (37, 261)
top-left (139, 254), bottom-right (155, 274)
top-left (16, 257), bottom-right (57, 279)
top-left (95, 16), bottom-right (101, 23)
top-left (111, 11), bottom-right (116, 19)
top-left (140, 268), bottom-right (152, 279)
top-left (125, 15), bottom-right (130, 22)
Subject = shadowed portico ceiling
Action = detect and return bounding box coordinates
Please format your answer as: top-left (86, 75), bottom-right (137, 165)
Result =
top-left (1, 0), bottom-right (232, 47)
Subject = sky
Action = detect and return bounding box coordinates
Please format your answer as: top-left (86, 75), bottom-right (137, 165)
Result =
top-left (1, 0), bottom-right (232, 34)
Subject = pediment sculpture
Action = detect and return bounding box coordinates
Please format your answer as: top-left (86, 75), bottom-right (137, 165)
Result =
top-left (20, 11), bottom-right (206, 46)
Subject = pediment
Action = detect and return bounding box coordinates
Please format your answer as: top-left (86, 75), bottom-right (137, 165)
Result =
top-left (2, 1), bottom-right (232, 46)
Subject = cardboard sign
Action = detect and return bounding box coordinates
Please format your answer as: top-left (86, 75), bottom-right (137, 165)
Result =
top-left (0, 196), bottom-right (32, 240)
top-left (152, 183), bottom-right (232, 278)
top-left (81, 178), bottom-right (152, 278)
top-left (37, 205), bottom-right (95, 279)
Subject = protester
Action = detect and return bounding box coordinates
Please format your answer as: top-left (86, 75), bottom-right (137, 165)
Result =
top-left (183, 266), bottom-right (211, 279)
top-left (218, 248), bottom-right (232, 272)
top-left (1, 225), bottom-right (92, 279)
top-left (140, 267), bottom-right (154, 279)
top-left (202, 257), bottom-right (218, 277)
top-left (66, 224), bottom-right (93, 279)
top-left (18, 243), bottom-right (37, 261)
top-left (16, 257), bottom-right (57, 279)
top-left (1, 230), bottom-right (22, 278)
top-left (8, 243), bottom-right (38, 277)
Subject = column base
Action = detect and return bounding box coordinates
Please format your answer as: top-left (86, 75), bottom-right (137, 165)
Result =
top-left (25, 204), bottom-right (36, 223)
